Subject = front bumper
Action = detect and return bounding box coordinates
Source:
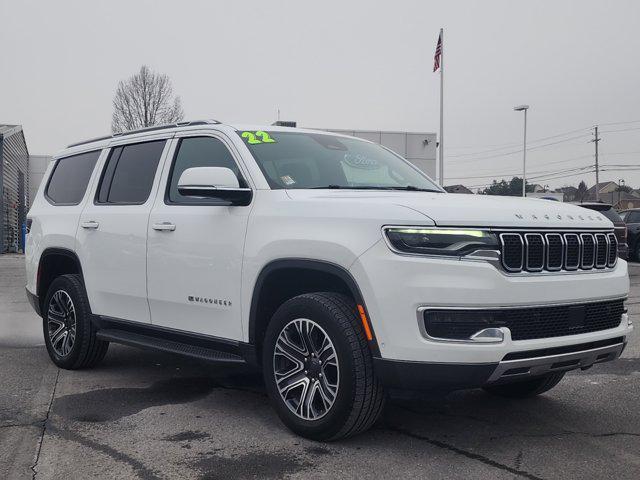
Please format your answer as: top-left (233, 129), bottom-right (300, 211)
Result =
top-left (374, 336), bottom-right (626, 390)
top-left (351, 240), bottom-right (632, 363)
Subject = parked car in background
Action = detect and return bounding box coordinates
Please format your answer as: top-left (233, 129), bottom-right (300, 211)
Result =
top-left (620, 209), bottom-right (640, 261)
top-left (578, 203), bottom-right (628, 260)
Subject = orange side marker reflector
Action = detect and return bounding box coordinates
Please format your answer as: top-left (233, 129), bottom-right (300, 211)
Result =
top-left (357, 304), bottom-right (373, 341)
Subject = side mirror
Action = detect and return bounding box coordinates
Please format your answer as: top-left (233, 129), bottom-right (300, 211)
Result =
top-left (177, 167), bottom-right (252, 206)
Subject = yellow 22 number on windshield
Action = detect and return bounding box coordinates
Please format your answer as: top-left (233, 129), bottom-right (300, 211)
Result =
top-left (241, 131), bottom-right (276, 144)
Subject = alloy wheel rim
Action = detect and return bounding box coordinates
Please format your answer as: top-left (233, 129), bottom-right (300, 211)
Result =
top-left (47, 290), bottom-right (76, 357)
top-left (273, 318), bottom-right (340, 421)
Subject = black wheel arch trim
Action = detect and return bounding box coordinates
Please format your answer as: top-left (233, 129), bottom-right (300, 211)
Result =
top-left (37, 247), bottom-right (86, 310)
top-left (248, 258), bottom-right (381, 356)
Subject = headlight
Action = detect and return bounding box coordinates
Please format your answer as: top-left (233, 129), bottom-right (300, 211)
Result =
top-left (384, 227), bottom-right (498, 256)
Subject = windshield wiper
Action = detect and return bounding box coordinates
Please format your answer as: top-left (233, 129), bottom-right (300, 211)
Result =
top-left (388, 185), bottom-right (442, 192)
top-left (311, 185), bottom-right (441, 191)
top-left (311, 185), bottom-right (392, 190)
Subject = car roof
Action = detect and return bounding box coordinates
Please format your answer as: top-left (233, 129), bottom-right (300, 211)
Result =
top-left (60, 120), bottom-right (367, 157)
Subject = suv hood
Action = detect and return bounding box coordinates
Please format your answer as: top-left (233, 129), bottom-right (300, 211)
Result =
top-left (286, 190), bottom-right (612, 229)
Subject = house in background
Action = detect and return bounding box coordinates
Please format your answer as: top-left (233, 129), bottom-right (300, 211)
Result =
top-left (444, 184), bottom-right (473, 194)
top-left (0, 125), bottom-right (29, 253)
top-left (597, 191), bottom-right (640, 211)
top-left (555, 186), bottom-right (579, 202)
top-left (584, 181), bottom-right (619, 201)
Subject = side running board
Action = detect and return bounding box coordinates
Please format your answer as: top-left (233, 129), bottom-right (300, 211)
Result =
top-left (96, 328), bottom-right (246, 364)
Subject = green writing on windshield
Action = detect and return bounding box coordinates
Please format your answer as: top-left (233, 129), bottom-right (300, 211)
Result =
top-left (241, 131), bottom-right (277, 145)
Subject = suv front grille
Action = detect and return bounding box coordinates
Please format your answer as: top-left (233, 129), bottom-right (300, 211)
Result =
top-left (423, 299), bottom-right (625, 341)
top-left (499, 231), bottom-right (616, 273)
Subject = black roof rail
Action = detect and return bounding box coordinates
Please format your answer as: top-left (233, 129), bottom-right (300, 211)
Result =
top-left (67, 119), bottom-right (221, 148)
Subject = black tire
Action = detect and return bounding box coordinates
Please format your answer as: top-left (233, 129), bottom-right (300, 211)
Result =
top-left (483, 372), bottom-right (565, 398)
top-left (635, 242), bottom-right (640, 262)
top-left (43, 274), bottom-right (109, 369)
top-left (262, 292), bottom-right (385, 441)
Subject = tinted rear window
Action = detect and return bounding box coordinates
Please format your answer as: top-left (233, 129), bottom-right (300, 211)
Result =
top-left (97, 140), bottom-right (166, 204)
top-left (46, 150), bottom-right (101, 205)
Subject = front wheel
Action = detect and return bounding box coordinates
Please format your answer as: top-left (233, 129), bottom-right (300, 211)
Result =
top-left (262, 292), bottom-right (384, 441)
top-left (483, 372), bottom-right (565, 398)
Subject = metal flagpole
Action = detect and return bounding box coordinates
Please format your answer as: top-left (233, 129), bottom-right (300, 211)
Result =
top-left (439, 28), bottom-right (444, 186)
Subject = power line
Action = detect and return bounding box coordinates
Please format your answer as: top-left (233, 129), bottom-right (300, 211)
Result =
top-left (599, 126), bottom-right (640, 134)
top-left (446, 125), bottom-right (592, 153)
top-left (447, 133), bottom-right (590, 159)
top-left (449, 134), bottom-right (591, 164)
top-left (447, 164), bottom-right (594, 181)
top-left (466, 169), bottom-right (597, 189)
top-left (447, 151), bottom-right (640, 179)
top-left (598, 119), bottom-right (640, 128)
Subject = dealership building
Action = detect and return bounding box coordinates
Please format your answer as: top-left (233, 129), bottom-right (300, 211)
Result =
top-left (323, 129), bottom-right (437, 179)
top-left (0, 125), bottom-right (30, 253)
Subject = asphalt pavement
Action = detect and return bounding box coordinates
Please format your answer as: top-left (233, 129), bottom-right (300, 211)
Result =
top-left (1, 254), bottom-right (639, 479)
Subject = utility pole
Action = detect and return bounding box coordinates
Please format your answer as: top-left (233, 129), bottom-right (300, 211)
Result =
top-left (591, 126), bottom-right (601, 201)
top-left (514, 105), bottom-right (529, 197)
top-left (438, 28), bottom-right (444, 186)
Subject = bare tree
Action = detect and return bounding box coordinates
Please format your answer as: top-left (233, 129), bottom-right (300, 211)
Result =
top-left (111, 65), bottom-right (184, 133)
top-left (577, 180), bottom-right (588, 202)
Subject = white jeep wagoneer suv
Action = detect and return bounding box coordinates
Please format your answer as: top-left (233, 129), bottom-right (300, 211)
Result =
top-left (25, 120), bottom-right (631, 440)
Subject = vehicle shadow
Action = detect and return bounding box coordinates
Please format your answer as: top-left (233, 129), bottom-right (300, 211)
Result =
top-left (85, 344), bottom-right (608, 442)
top-left (45, 344), bottom-right (640, 479)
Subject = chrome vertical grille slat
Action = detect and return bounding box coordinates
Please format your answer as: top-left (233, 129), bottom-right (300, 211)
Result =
top-left (607, 233), bottom-right (618, 267)
top-left (497, 230), bottom-right (615, 273)
top-left (499, 233), bottom-right (524, 272)
top-left (524, 233), bottom-right (544, 271)
top-left (580, 234), bottom-right (595, 270)
top-left (563, 233), bottom-right (580, 270)
top-left (594, 233), bottom-right (608, 268)
top-left (545, 233), bottom-right (563, 271)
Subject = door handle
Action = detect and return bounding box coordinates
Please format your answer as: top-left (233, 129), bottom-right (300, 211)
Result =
top-left (152, 222), bottom-right (176, 232)
top-left (81, 221), bottom-right (99, 229)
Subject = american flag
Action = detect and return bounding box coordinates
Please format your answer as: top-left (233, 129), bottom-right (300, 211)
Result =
top-left (433, 32), bottom-right (442, 72)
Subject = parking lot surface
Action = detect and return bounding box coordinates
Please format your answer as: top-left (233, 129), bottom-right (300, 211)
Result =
top-left (1, 254), bottom-right (639, 479)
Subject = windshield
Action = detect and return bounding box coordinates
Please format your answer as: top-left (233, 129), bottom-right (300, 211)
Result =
top-left (236, 130), bottom-right (442, 192)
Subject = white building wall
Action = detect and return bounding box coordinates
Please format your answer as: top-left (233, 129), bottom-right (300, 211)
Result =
top-left (28, 155), bottom-right (51, 203)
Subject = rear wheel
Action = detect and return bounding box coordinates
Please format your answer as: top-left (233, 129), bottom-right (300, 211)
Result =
top-left (43, 274), bottom-right (109, 369)
top-left (483, 372), bottom-right (565, 398)
top-left (262, 292), bottom-right (384, 441)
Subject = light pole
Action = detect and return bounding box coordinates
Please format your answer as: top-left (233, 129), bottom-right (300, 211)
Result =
top-left (618, 179), bottom-right (625, 207)
top-left (514, 105), bottom-right (529, 197)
